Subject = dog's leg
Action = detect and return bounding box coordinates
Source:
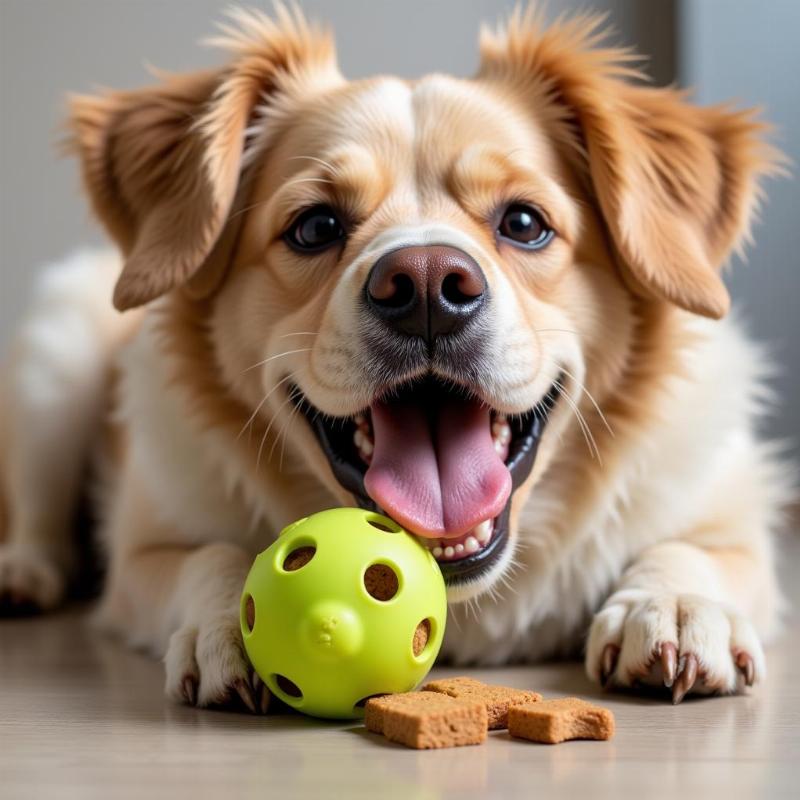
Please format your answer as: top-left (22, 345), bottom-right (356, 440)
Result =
top-left (0, 250), bottom-right (130, 613)
top-left (585, 538), bottom-right (779, 702)
top-left (95, 478), bottom-right (269, 713)
top-left (585, 433), bottom-right (788, 703)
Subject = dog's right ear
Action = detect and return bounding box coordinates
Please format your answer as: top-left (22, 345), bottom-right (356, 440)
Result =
top-left (479, 9), bottom-right (782, 320)
top-left (67, 7), bottom-right (339, 311)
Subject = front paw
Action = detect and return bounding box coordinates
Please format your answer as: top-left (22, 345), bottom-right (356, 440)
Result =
top-left (586, 591), bottom-right (765, 703)
top-left (0, 544), bottom-right (66, 615)
top-left (164, 614), bottom-right (271, 714)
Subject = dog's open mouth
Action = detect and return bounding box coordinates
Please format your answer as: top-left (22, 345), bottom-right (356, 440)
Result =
top-left (294, 376), bottom-right (559, 584)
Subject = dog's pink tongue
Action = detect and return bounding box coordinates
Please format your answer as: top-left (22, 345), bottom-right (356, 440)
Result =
top-left (364, 396), bottom-right (511, 537)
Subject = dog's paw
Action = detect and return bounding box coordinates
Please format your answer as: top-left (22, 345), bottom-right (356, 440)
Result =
top-left (586, 591), bottom-right (765, 703)
top-left (0, 545), bottom-right (66, 615)
top-left (164, 615), bottom-right (271, 714)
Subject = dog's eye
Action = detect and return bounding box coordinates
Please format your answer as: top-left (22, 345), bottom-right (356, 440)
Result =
top-left (497, 204), bottom-right (554, 250)
top-left (285, 205), bottom-right (345, 252)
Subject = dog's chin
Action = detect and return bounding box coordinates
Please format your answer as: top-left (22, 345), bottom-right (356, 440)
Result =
top-left (291, 374), bottom-right (560, 594)
top-left (442, 531), bottom-right (520, 603)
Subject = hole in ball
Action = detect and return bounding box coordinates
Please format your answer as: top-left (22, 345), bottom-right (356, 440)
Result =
top-left (274, 674), bottom-right (303, 699)
top-left (413, 618), bottom-right (431, 657)
top-left (366, 515), bottom-right (400, 533)
top-left (363, 563), bottom-right (399, 601)
top-left (283, 546), bottom-right (316, 572)
top-left (244, 594), bottom-right (255, 633)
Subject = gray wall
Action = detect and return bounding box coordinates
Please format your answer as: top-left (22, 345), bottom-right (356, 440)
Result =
top-left (1, 0), bottom-right (796, 447)
top-left (679, 0), bottom-right (800, 450)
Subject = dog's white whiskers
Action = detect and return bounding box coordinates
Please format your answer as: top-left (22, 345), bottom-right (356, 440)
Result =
top-left (554, 379), bottom-right (602, 463)
top-left (243, 348), bottom-right (312, 375)
top-left (274, 396), bottom-right (304, 472)
top-left (558, 365), bottom-right (615, 438)
top-left (448, 608), bottom-right (462, 634)
top-left (237, 373), bottom-right (295, 442)
top-left (485, 582), bottom-right (503, 606)
top-left (465, 595), bottom-right (481, 625)
top-left (497, 566), bottom-right (520, 597)
top-left (278, 331), bottom-right (318, 339)
top-left (533, 327), bottom-right (581, 337)
top-left (256, 391), bottom-right (297, 471)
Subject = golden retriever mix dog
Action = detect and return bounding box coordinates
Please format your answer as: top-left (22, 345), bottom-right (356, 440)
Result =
top-left (0, 5), bottom-right (790, 711)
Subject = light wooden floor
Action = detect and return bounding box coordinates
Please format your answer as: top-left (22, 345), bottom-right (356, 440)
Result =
top-left (2, 536), bottom-right (799, 800)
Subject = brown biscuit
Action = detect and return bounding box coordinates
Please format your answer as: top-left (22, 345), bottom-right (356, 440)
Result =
top-left (283, 546), bottom-right (315, 571)
top-left (380, 695), bottom-right (488, 749)
top-left (363, 563), bottom-right (399, 600)
top-left (364, 692), bottom-right (488, 748)
top-left (508, 697), bottom-right (615, 744)
top-left (365, 691), bottom-right (449, 734)
top-left (412, 619), bottom-right (431, 656)
top-left (422, 676), bottom-right (542, 729)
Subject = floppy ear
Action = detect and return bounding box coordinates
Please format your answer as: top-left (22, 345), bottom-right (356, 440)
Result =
top-left (479, 10), bottom-right (782, 319)
top-left (67, 7), bottom-right (338, 311)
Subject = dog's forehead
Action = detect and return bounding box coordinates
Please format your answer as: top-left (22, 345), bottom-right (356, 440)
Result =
top-left (286, 73), bottom-right (552, 175)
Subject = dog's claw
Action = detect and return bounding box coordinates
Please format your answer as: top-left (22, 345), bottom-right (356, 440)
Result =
top-left (601, 644), bottom-right (620, 688)
top-left (233, 678), bottom-right (257, 713)
top-left (736, 652), bottom-right (755, 687)
top-left (258, 683), bottom-right (271, 714)
top-left (251, 671), bottom-right (271, 714)
top-left (672, 653), bottom-right (699, 704)
top-left (182, 675), bottom-right (198, 706)
top-left (660, 642), bottom-right (678, 688)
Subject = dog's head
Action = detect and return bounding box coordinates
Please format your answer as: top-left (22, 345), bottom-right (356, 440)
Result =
top-left (69, 7), bottom-right (777, 601)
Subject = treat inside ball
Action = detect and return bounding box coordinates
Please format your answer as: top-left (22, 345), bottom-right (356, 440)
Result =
top-left (240, 507), bottom-right (447, 719)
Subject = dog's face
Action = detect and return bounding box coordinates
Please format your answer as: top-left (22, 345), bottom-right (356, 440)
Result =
top-left (221, 72), bottom-right (606, 598)
top-left (70, 9), bottom-right (772, 601)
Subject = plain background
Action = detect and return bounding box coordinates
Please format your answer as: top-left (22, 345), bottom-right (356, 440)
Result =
top-left (1, 0), bottom-right (798, 452)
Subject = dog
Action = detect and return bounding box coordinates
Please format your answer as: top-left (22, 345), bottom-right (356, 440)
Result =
top-left (0, 5), bottom-right (791, 711)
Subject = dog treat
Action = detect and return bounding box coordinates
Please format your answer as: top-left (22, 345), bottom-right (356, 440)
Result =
top-left (365, 691), bottom-right (447, 734)
top-left (508, 697), bottom-right (615, 744)
top-left (283, 546), bottom-right (315, 571)
top-left (362, 563), bottom-right (399, 601)
top-left (422, 676), bottom-right (542, 729)
top-left (367, 692), bottom-right (487, 749)
top-left (413, 619), bottom-right (431, 656)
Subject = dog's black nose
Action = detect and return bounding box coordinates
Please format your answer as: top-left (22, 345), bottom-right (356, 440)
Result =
top-left (365, 245), bottom-right (487, 342)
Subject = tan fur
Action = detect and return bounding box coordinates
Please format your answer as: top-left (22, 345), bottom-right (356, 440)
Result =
top-left (0, 5), bottom-right (788, 706)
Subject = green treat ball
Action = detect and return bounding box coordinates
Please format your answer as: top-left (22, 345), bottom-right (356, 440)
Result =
top-left (240, 507), bottom-right (447, 719)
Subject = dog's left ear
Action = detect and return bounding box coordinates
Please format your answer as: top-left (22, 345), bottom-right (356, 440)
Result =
top-left (479, 11), bottom-right (782, 319)
top-left (67, 7), bottom-right (339, 311)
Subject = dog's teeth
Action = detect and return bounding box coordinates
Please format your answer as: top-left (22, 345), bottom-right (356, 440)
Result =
top-left (465, 536), bottom-right (479, 553)
top-left (455, 543), bottom-right (464, 554)
top-left (432, 546), bottom-right (443, 558)
top-left (355, 414), bottom-right (365, 425)
top-left (444, 546), bottom-right (455, 559)
top-left (492, 421), bottom-right (511, 443)
top-left (475, 519), bottom-right (492, 543)
top-left (360, 438), bottom-right (373, 456)
top-left (354, 429), bottom-right (365, 448)
top-left (493, 439), bottom-right (505, 454)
